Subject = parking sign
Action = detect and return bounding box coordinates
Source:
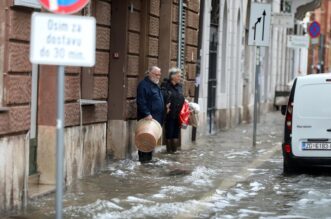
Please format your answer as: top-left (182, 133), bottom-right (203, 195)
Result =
top-left (29, 12), bottom-right (96, 66)
top-left (39, 0), bottom-right (89, 14)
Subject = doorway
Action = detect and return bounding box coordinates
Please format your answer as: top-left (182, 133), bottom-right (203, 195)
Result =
top-left (207, 0), bottom-right (220, 133)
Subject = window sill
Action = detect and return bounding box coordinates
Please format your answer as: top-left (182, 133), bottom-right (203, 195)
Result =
top-left (78, 99), bottom-right (107, 106)
top-left (0, 107), bottom-right (9, 113)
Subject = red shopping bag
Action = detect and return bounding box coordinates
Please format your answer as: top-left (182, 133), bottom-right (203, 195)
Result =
top-left (179, 101), bottom-right (190, 127)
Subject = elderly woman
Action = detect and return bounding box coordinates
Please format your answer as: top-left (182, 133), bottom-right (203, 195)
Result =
top-left (161, 67), bottom-right (185, 153)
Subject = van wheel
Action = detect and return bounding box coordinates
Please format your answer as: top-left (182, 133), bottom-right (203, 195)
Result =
top-left (283, 157), bottom-right (297, 174)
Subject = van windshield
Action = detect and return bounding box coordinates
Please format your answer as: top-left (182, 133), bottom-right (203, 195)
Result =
top-left (296, 83), bottom-right (331, 118)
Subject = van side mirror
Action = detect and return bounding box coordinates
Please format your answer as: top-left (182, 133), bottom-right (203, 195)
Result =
top-left (281, 105), bottom-right (287, 115)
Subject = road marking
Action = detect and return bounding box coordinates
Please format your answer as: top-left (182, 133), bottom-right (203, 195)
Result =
top-left (175, 144), bottom-right (281, 219)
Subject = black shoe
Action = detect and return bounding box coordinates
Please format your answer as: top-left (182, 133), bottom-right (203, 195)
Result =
top-left (138, 151), bottom-right (153, 163)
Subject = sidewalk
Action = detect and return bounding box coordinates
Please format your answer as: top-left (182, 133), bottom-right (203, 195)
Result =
top-left (7, 111), bottom-right (285, 219)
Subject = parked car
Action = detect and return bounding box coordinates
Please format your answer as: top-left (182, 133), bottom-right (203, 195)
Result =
top-left (281, 73), bottom-right (331, 173)
top-left (274, 84), bottom-right (291, 110)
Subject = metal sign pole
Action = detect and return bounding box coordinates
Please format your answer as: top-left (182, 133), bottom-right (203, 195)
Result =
top-left (30, 64), bottom-right (38, 139)
top-left (56, 65), bottom-right (65, 219)
top-left (253, 46), bottom-right (260, 147)
top-left (311, 45), bottom-right (315, 74)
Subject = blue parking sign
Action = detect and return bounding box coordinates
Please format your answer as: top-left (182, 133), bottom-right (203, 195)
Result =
top-left (308, 21), bottom-right (321, 38)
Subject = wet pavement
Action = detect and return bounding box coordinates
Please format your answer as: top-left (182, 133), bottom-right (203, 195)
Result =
top-left (4, 111), bottom-right (331, 219)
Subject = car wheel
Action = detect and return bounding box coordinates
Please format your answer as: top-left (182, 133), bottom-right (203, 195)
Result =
top-left (283, 156), bottom-right (297, 174)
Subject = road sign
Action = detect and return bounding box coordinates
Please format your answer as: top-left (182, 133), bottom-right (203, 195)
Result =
top-left (39, 0), bottom-right (89, 14)
top-left (311, 37), bottom-right (319, 45)
top-left (271, 13), bottom-right (294, 28)
top-left (248, 3), bottom-right (271, 47)
top-left (30, 12), bottom-right (96, 67)
top-left (287, 35), bottom-right (309, 48)
top-left (308, 21), bottom-right (321, 38)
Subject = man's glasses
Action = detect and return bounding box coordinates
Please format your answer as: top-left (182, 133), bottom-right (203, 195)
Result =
top-left (152, 72), bottom-right (161, 77)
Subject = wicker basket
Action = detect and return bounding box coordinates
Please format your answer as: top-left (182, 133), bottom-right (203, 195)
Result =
top-left (135, 119), bottom-right (162, 152)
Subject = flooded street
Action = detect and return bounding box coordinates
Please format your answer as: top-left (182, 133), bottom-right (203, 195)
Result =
top-left (5, 112), bottom-right (331, 219)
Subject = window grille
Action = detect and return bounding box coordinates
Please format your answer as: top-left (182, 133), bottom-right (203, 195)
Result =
top-left (178, 2), bottom-right (187, 73)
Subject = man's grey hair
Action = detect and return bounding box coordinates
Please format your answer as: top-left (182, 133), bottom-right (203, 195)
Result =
top-left (148, 66), bottom-right (161, 73)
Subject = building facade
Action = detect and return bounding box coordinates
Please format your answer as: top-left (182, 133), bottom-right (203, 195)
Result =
top-left (0, 0), bottom-right (323, 212)
top-left (197, 0), bottom-right (245, 135)
top-left (308, 0), bottom-right (331, 74)
top-left (0, 0), bottom-right (200, 211)
top-left (196, 0), bottom-right (321, 135)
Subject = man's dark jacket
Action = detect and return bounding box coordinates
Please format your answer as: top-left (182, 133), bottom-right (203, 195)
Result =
top-left (137, 76), bottom-right (164, 125)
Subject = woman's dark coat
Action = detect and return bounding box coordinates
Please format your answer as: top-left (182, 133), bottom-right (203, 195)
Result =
top-left (161, 79), bottom-right (185, 120)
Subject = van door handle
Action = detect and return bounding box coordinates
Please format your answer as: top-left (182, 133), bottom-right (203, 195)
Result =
top-left (307, 138), bottom-right (328, 142)
top-left (327, 129), bottom-right (331, 132)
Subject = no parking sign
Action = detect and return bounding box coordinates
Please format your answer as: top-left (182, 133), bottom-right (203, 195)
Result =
top-left (308, 21), bottom-right (321, 38)
top-left (39, 0), bottom-right (89, 14)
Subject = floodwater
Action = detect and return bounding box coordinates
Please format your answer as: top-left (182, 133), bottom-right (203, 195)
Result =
top-left (5, 112), bottom-right (331, 219)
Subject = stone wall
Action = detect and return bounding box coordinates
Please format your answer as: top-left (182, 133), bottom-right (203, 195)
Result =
top-left (0, 0), bottom-right (111, 212)
top-left (0, 134), bottom-right (28, 211)
top-left (0, 0), bottom-right (202, 211)
top-left (0, 5), bottom-right (32, 135)
top-left (37, 123), bottom-right (107, 186)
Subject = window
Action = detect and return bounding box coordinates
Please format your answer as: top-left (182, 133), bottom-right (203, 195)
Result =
top-left (280, 0), bottom-right (291, 13)
top-left (297, 84), bottom-right (331, 118)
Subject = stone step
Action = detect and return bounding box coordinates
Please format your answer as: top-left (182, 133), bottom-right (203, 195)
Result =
top-left (28, 184), bottom-right (55, 199)
top-left (28, 173), bottom-right (40, 185)
top-left (28, 173), bottom-right (55, 199)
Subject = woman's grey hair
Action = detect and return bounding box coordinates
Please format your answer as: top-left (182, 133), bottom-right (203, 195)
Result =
top-left (168, 67), bottom-right (182, 80)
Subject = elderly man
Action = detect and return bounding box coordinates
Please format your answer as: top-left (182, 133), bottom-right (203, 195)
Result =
top-left (136, 66), bottom-right (164, 163)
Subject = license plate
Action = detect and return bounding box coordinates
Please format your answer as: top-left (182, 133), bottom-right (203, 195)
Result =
top-left (302, 142), bottom-right (331, 150)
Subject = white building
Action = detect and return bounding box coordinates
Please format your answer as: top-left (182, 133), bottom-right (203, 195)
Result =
top-left (197, 0), bottom-right (321, 136)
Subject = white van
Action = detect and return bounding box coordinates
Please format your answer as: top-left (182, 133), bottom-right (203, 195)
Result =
top-left (281, 73), bottom-right (331, 173)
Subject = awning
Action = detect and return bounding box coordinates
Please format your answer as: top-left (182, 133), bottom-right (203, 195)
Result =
top-left (294, 0), bottom-right (322, 20)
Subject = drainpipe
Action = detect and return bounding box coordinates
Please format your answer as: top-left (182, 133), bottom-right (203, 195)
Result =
top-left (25, 62), bottom-right (38, 208)
top-left (177, 0), bottom-right (183, 69)
top-left (30, 64), bottom-right (38, 139)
